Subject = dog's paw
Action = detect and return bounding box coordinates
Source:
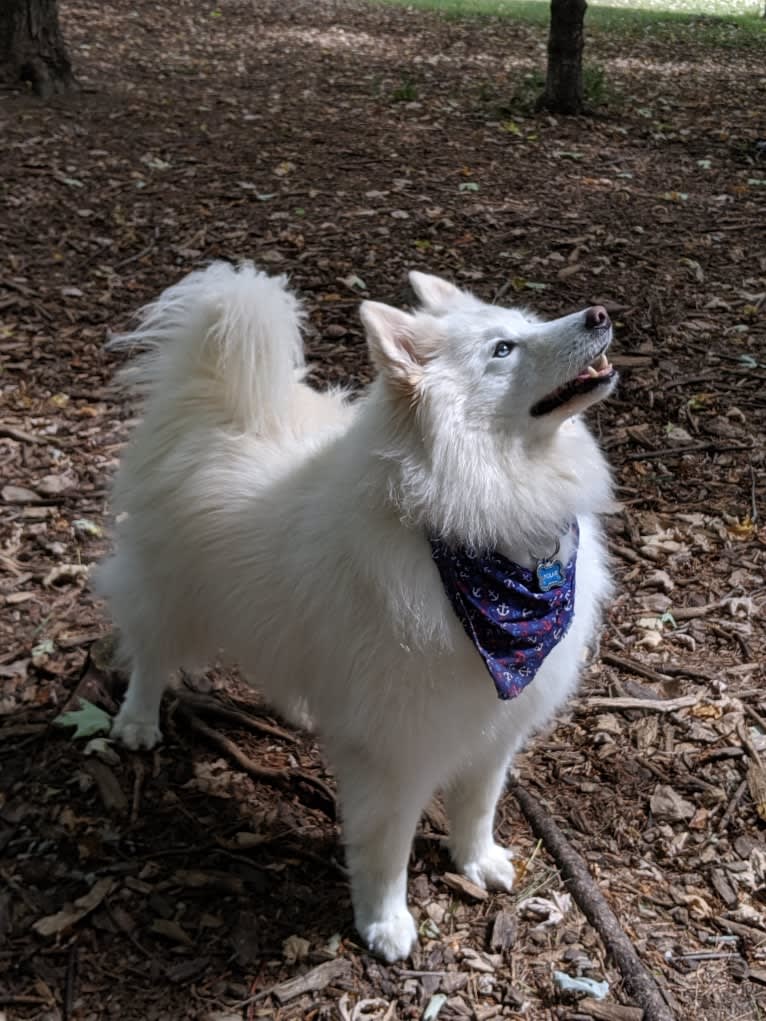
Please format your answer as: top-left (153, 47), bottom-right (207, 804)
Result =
top-left (111, 711), bottom-right (162, 750)
top-left (359, 910), bottom-right (418, 963)
top-left (459, 844), bottom-right (515, 893)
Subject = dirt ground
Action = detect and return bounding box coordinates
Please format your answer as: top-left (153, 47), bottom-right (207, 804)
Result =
top-left (1, 1), bottom-right (765, 1018)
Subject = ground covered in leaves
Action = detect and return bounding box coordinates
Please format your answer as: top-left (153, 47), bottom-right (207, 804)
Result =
top-left (1, 1), bottom-right (765, 1018)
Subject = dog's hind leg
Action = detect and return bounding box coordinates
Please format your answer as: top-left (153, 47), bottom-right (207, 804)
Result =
top-left (445, 741), bottom-right (517, 893)
top-left (111, 654), bottom-right (168, 750)
top-left (331, 744), bottom-right (431, 963)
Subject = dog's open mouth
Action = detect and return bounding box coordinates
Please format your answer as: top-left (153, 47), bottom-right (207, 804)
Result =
top-left (530, 350), bottom-right (617, 417)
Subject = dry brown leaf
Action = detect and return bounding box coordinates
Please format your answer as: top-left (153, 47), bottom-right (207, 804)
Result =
top-left (33, 878), bottom-right (115, 937)
top-left (150, 918), bottom-right (194, 946)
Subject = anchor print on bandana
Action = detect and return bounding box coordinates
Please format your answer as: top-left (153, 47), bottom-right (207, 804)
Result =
top-left (430, 522), bottom-right (578, 700)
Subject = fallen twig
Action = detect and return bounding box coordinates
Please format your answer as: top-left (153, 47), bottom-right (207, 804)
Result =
top-left (622, 442), bottom-right (751, 461)
top-left (601, 652), bottom-right (673, 687)
top-left (112, 240), bottom-right (157, 270)
top-left (736, 719), bottom-right (766, 822)
top-left (714, 915), bottom-right (766, 946)
top-left (750, 462), bottom-right (759, 524)
top-left (84, 759), bottom-right (128, 815)
top-left (717, 778), bottom-right (748, 834)
top-left (272, 958), bottom-right (353, 1004)
top-left (669, 603), bottom-right (719, 621)
top-left (175, 689), bottom-right (297, 745)
top-left (578, 998), bottom-right (643, 1021)
top-left (743, 703), bottom-right (766, 737)
top-left (610, 543), bottom-right (649, 565)
top-left (176, 706), bottom-right (335, 819)
top-left (511, 781), bottom-right (675, 1021)
top-left (581, 695), bottom-right (698, 713)
top-left (236, 958), bottom-right (353, 1008)
top-left (601, 651), bottom-right (713, 685)
top-left (647, 662), bottom-right (713, 682)
top-left (63, 945), bottom-right (78, 1021)
top-left (0, 424), bottom-right (51, 444)
top-left (130, 757), bottom-right (145, 825)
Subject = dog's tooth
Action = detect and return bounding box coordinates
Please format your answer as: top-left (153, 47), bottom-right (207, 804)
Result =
top-left (597, 353), bottom-right (609, 370)
top-left (586, 365), bottom-right (599, 378)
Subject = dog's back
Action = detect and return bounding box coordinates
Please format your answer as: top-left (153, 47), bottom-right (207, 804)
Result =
top-left (95, 262), bottom-right (353, 714)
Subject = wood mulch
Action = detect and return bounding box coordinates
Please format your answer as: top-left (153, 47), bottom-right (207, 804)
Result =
top-left (1, 1), bottom-right (764, 1018)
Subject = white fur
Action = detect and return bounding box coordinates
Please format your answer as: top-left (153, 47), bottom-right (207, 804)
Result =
top-left (95, 262), bottom-right (615, 962)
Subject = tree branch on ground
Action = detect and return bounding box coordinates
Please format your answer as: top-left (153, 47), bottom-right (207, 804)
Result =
top-left (511, 780), bottom-right (676, 1021)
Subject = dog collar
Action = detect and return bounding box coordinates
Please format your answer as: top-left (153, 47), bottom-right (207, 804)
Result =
top-left (430, 522), bottom-right (578, 700)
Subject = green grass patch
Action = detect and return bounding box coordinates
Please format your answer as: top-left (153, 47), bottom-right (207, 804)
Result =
top-left (492, 62), bottom-right (615, 114)
top-left (391, 76), bottom-right (419, 101)
top-left (375, 0), bottom-right (766, 47)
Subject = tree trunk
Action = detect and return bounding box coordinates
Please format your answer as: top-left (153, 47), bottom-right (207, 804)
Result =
top-left (0, 0), bottom-right (75, 99)
top-left (540, 0), bottom-right (587, 115)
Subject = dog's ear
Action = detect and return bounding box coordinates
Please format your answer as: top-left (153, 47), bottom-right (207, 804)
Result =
top-left (409, 271), bottom-right (465, 312)
top-left (360, 301), bottom-right (427, 391)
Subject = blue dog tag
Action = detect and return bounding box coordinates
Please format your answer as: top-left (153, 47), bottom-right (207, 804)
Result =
top-left (536, 559), bottom-right (565, 592)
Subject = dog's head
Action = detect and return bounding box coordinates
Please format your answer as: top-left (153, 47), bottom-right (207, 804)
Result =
top-left (358, 273), bottom-right (617, 547)
top-left (360, 272), bottom-right (617, 437)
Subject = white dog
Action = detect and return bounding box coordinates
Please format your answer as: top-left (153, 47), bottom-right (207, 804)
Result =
top-left (95, 263), bottom-right (616, 962)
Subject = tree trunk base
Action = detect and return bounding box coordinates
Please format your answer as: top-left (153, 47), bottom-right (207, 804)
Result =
top-left (535, 92), bottom-right (589, 117)
top-left (0, 0), bottom-right (76, 100)
top-left (17, 52), bottom-right (76, 99)
top-left (540, 0), bottom-right (587, 116)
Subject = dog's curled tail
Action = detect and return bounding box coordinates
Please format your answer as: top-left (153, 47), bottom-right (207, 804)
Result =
top-left (110, 261), bottom-right (305, 435)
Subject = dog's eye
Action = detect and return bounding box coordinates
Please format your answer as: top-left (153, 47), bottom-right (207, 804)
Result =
top-left (492, 340), bottom-right (515, 358)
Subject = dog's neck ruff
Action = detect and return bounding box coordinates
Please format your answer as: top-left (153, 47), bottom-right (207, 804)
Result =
top-left (430, 522), bottom-right (578, 700)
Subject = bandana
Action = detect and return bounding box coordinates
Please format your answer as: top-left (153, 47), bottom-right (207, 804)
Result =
top-left (430, 523), bottom-right (578, 700)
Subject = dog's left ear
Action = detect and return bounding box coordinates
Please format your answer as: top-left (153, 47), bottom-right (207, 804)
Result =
top-left (360, 301), bottom-right (428, 392)
top-left (409, 271), bottom-right (467, 312)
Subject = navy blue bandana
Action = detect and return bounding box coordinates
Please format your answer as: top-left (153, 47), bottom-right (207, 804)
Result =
top-left (430, 523), bottom-right (578, 700)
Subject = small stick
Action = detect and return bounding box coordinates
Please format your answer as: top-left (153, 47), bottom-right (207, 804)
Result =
top-left (130, 757), bottom-right (145, 825)
top-left (674, 951), bottom-right (739, 961)
top-left (578, 999), bottom-right (643, 1021)
top-left (63, 945), bottom-right (78, 1021)
top-left (601, 651), bottom-right (712, 684)
top-left (743, 703), bottom-right (766, 737)
top-left (717, 779), bottom-right (747, 834)
top-left (511, 781), bottom-right (675, 1021)
top-left (177, 707), bottom-right (335, 819)
top-left (581, 695), bottom-right (698, 713)
top-left (105, 903), bottom-right (155, 960)
top-left (113, 240), bottom-right (156, 270)
top-left (649, 663), bottom-right (713, 682)
top-left (0, 424), bottom-right (51, 444)
top-left (662, 604), bottom-right (718, 621)
top-left (622, 442), bottom-right (751, 461)
top-left (600, 652), bottom-right (672, 686)
top-left (750, 462), bottom-right (759, 524)
top-left (610, 543), bottom-right (643, 564)
top-left (714, 915), bottom-right (766, 945)
top-left (175, 689), bottom-right (297, 745)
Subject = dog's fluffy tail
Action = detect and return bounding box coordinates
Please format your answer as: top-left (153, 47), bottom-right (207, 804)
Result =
top-left (111, 261), bottom-right (305, 435)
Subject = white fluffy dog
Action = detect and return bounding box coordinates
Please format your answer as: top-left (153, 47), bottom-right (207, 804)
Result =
top-left (96, 263), bottom-right (616, 962)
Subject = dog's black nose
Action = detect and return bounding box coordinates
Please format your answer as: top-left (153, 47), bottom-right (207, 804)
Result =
top-left (585, 306), bottom-right (610, 330)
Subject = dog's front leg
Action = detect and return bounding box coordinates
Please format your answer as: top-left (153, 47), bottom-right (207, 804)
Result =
top-left (111, 657), bottom-right (167, 750)
top-left (332, 745), bottom-right (429, 963)
top-left (445, 740), bottom-right (517, 892)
